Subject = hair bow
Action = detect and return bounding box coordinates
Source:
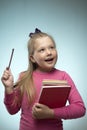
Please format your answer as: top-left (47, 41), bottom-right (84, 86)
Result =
top-left (29, 28), bottom-right (41, 37)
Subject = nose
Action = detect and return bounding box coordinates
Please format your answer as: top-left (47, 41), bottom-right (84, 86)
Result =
top-left (46, 49), bottom-right (52, 55)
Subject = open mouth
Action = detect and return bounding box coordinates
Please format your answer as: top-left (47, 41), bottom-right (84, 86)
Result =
top-left (45, 58), bottom-right (54, 62)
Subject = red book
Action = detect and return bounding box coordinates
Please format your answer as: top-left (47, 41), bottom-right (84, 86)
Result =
top-left (38, 80), bottom-right (71, 108)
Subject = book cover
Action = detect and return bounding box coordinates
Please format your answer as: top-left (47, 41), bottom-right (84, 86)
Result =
top-left (38, 84), bottom-right (71, 108)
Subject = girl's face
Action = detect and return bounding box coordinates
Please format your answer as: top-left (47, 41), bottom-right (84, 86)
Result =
top-left (30, 36), bottom-right (58, 72)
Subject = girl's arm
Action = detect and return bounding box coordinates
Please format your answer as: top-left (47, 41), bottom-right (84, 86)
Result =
top-left (32, 71), bottom-right (86, 120)
top-left (1, 68), bottom-right (21, 114)
top-left (32, 83), bottom-right (86, 120)
top-left (4, 88), bottom-right (21, 115)
top-left (53, 72), bottom-right (86, 119)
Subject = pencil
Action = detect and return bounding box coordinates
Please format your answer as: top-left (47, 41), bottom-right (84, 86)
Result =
top-left (7, 48), bottom-right (14, 69)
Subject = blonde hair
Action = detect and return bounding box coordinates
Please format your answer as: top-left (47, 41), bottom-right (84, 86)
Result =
top-left (15, 31), bottom-right (56, 105)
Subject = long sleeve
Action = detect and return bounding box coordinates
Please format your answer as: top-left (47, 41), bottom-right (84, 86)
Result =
top-left (4, 72), bottom-right (23, 115)
top-left (4, 89), bottom-right (21, 115)
top-left (53, 71), bottom-right (86, 119)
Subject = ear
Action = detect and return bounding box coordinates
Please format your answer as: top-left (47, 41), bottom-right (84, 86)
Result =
top-left (30, 55), bottom-right (36, 63)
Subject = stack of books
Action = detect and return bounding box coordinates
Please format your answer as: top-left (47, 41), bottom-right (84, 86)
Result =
top-left (38, 79), bottom-right (71, 108)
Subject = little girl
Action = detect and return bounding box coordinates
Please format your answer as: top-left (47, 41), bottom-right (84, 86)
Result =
top-left (1, 28), bottom-right (86, 130)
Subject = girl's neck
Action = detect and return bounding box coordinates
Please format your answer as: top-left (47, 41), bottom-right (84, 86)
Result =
top-left (35, 68), bottom-right (55, 73)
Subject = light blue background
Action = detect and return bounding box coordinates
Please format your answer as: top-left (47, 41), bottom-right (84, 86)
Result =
top-left (0, 0), bottom-right (87, 130)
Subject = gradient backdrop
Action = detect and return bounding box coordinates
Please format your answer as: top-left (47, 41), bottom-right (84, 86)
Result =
top-left (0, 0), bottom-right (87, 130)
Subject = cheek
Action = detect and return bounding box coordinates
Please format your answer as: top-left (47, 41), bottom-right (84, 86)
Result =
top-left (56, 52), bottom-right (58, 59)
top-left (54, 51), bottom-right (58, 61)
top-left (34, 53), bottom-right (44, 60)
top-left (54, 50), bottom-right (58, 57)
top-left (34, 55), bottom-right (42, 63)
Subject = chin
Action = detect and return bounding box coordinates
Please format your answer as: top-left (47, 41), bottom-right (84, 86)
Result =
top-left (46, 67), bottom-right (54, 71)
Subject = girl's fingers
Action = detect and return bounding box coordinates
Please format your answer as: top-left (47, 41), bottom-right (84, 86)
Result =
top-left (1, 68), bottom-right (13, 82)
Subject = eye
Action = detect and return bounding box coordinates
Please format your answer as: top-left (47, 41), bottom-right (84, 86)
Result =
top-left (49, 46), bottom-right (55, 50)
top-left (39, 48), bottom-right (45, 52)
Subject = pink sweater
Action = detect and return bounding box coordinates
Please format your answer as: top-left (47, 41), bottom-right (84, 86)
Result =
top-left (4, 68), bottom-right (86, 130)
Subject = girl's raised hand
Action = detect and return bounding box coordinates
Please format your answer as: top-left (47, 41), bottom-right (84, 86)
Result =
top-left (1, 68), bottom-right (14, 89)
